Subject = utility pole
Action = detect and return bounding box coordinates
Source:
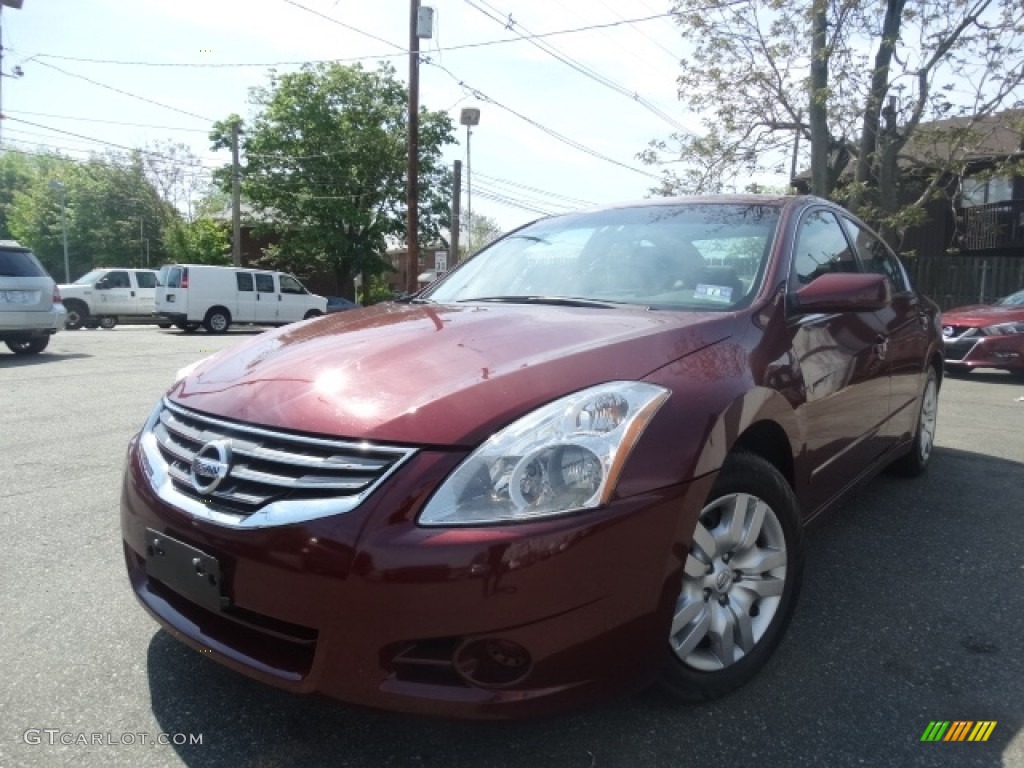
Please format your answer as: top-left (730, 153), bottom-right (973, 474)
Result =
top-left (405, 0), bottom-right (421, 294)
top-left (449, 159), bottom-right (461, 266)
top-left (459, 107), bottom-right (480, 255)
top-left (230, 120), bottom-right (242, 267)
top-left (139, 218), bottom-right (144, 267)
top-left (0, 1), bottom-right (24, 147)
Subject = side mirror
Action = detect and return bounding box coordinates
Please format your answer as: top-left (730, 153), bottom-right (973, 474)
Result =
top-left (791, 272), bottom-right (891, 314)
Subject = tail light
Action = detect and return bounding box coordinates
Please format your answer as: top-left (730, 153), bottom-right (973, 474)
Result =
top-left (181, 268), bottom-right (189, 289)
top-left (53, 284), bottom-right (62, 304)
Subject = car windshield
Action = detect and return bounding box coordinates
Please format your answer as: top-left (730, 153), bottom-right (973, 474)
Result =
top-left (74, 269), bottom-right (106, 285)
top-left (423, 203), bottom-right (780, 310)
top-left (996, 290), bottom-right (1024, 306)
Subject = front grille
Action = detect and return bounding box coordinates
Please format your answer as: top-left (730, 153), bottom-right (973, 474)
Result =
top-left (945, 338), bottom-right (979, 362)
top-left (150, 398), bottom-right (415, 517)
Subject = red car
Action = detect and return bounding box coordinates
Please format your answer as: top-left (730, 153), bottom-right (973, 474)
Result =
top-left (942, 289), bottom-right (1024, 376)
top-left (121, 196), bottom-right (943, 719)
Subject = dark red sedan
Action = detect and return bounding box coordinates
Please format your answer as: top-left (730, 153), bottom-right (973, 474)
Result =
top-left (121, 196), bottom-right (943, 719)
top-left (942, 289), bottom-right (1024, 376)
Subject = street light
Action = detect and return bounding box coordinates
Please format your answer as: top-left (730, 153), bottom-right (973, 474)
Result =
top-left (459, 107), bottom-right (481, 254)
top-left (49, 179), bottom-right (70, 283)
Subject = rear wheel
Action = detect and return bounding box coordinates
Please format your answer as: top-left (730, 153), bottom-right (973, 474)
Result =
top-left (6, 336), bottom-right (50, 355)
top-left (945, 364), bottom-right (971, 377)
top-left (64, 302), bottom-right (88, 330)
top-left (83, 317), bottom-right (100, 329)
top-left (659, 451), bottom-right (803, 703)
top-left (203, 308), bottom-right (231, 333)
top-left (98, 316), bottom-right (117, 330)
top-left (157, 323), bottom-right (172, 329)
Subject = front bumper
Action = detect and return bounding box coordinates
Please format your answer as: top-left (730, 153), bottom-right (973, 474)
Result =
top-left (121, 436), bottom-right (711, 719)
top-left (944, 333), bottom-right (1024, 371)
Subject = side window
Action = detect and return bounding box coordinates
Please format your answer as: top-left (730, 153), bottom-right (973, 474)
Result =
top-left (254, 274), bottom-right (275, 293)
top-left (279, 275), bottom-right (306, 295)
top-left (134, 271), bottom-right (157, 289)
top-left (166, 268), bottom-right (182, 288)
top-left (791, 210), bottom-right (859, 287)
top-left (236, 273), bottom-right (254, 292)
top-left (106, 270), bottom-right (131, 289)
top-left (841, 218), bottom-right (909, 293)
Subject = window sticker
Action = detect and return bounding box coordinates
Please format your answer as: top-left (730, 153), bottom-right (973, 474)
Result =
top-left (695, 284), bottom-right (733, 303)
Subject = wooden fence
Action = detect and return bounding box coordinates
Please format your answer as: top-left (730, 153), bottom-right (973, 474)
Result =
top-left (907, 254), bottom-right (1024, 310)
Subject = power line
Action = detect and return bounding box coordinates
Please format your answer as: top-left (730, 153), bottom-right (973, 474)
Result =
top-left (464, 0), bottom-right (691, 135)
top-left (4, 118), bottom-right (218, 168)
top-left (280, 0), bottom-right (405, 51)
top-left (21, 13), bottom-right (675, 68)
top-left (474, 171), bottom-right (596, 206)
top-left (3, 109), bottom-right (211, 133)
top-left (33, 60), bottom-right (214, 122)
top-left (425, 60), bottom-right (662, 181)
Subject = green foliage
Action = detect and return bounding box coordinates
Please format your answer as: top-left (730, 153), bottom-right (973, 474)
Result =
top-left (360, 273), bottom-right (399, 305)
top-left (163, 217), bottom-right (231, 265)
top-left (645, 0), bottom-right (1024, 244)
top-left (210, 63), bottom-right (456, 296)
top-left (2, 149), bottom-right (177, 279)
top-left (458, 213), bottom-right (503, 260)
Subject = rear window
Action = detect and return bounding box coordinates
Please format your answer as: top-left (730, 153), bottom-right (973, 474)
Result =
top-left (0, 248), bottom-right (48, 278)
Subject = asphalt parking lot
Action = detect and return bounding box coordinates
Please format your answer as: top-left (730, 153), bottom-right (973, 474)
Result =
top-left (1, 325), bottom-right (1022, 768)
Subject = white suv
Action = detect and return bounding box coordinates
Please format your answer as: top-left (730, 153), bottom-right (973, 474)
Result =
top-left (0, 240), bottom-right (66, 355)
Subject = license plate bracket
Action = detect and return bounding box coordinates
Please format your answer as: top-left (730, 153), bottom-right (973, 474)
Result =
top-left (144, 528), bottom-right (229, 612)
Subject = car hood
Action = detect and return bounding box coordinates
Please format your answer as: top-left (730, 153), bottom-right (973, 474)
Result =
top-left (169, 302), bottom-right (733, 446)
top-left (943, 304), bottom-right (1024, 326)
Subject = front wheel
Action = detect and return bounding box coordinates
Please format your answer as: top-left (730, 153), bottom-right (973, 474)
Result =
top-left (6, 336), bottom-right (50, 355)
top-left (658, 451), bottom-right (803, 703)
top-left (304, 309), bottom-right (323, 320)
top-left (203, 308), bottom-right (231, 333)
top-left (890, 367), bottom-right (939, 477)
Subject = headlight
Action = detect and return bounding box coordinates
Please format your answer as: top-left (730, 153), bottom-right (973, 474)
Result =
top-left (983, 322), bottom-right (1024, 335)
top-left (419, 382), bottom-right (670, 526)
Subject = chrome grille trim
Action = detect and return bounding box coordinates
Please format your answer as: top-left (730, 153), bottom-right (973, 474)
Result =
top-left (138, 397), bottom-right (417, 529)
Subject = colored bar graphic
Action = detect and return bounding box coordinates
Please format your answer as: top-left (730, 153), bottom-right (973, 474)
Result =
top-left (921, 722), bottom-right (950, 742)
top-left (921, 721), bottom-right (996, 742)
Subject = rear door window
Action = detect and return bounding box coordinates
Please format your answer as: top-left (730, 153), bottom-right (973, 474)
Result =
top-left (134, 271), bottom-right (157, 289)
top-left (237, 273), bottom-right (254, 291)
top-left (0, 249), bottom-right (47, 277)
top-left (166, 268), bottom-right (183, 288)
top-left (255, 274), bottom-right (275, 293)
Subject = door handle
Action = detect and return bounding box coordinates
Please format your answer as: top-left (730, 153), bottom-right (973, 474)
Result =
top-left (278, 295), bottom-right (282, 301)
top-left (131, 291), bottom-right (136, 297)
top-left (874, 335), bottom-right (889, 361)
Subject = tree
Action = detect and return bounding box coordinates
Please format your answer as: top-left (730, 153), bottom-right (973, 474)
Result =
top-left (210, 62), bottom-right (456, 296)
top-left (459, 212), bottom-right (503, 259)
top-left (642, 0), bottom-right (1024, 244)
top-left (3, 149), bottom-right (177, 278)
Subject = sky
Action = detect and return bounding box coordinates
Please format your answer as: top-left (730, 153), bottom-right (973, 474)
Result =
top-left (0, 0), bottom-right (711, 233)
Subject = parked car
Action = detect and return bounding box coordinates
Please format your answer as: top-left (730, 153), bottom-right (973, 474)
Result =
top-left (325, 296), bottom-right (361, 313)
top-left (942, 288), bottom-right (1024, 376)
top-left (0, 240), bottom-right (65, 355)
top-left (155, 264), bottom-right (326, 333)
top-left (121, 196), bottom-right (943, 719)
top-left (59, 268), bottom-right (161, 330)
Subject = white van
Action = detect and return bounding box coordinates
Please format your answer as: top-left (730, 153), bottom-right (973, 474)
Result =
top-left (156, 265), bottom-right (327, 333)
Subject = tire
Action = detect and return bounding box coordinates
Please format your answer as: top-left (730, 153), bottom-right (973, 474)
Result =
top-left (98, 316), bottom-right (117, 330)
top-left (304, 309), bottom-right (323, 320)
top-left (945, 364), bottom-right (971, 378)
top-left (659, 451), bottom-right (803, 703)
top-left (6, 336), bottom-right (50, 355)
top-left (179, 322), bottom-right (200, 333)
top-left (203, 308), bottom-right (231, 333)
top-left (64, 302), bottom-right (88, 331)
top-left (157, 323), bottom-right (172, 329)
top-left (83, 317), bottom-right (100, 330)
top-left (890, 367), bottom-right (939, 477)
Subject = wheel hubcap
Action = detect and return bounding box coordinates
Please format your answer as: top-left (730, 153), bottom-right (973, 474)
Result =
top-left (918, 376), bottom-right (938, 462)
top-left (670, 493), bottom-right (787, 671)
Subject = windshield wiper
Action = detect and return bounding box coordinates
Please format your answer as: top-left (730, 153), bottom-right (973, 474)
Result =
top-left (457, 295), bottom-right (628, 309)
